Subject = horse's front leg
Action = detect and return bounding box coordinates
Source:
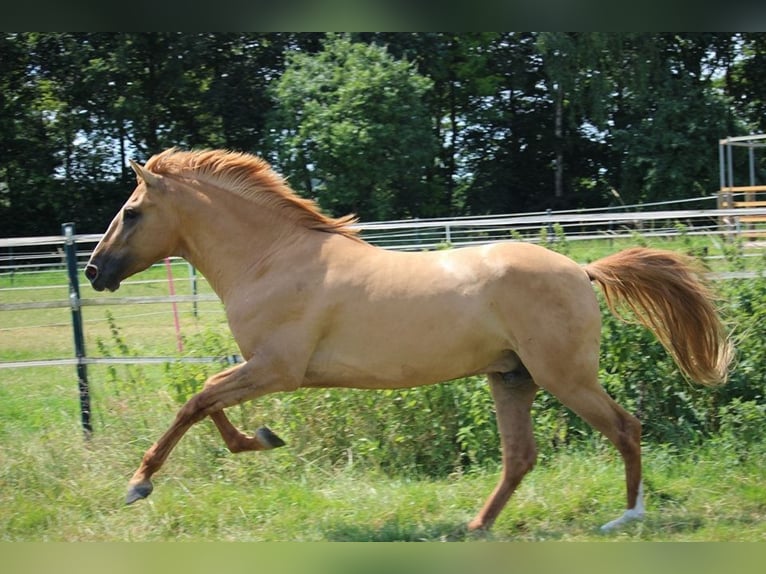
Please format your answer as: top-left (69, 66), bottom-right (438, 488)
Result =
top-left (126, 358), bottom-right (298, 504)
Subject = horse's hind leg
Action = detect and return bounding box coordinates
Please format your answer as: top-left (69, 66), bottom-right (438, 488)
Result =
top-left (468, 371), bottom-right (538, 531)
top-left (549, 378), bottom-right (644, 531)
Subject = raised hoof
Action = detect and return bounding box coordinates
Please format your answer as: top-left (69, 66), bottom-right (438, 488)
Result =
top-left (256, 426), bottom-right (286, 449)
top-left (126, 481), bottom-right (154, 505)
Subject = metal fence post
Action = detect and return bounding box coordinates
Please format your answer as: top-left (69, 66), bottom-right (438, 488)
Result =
top-left (62, 222), bottom-right (92, 438)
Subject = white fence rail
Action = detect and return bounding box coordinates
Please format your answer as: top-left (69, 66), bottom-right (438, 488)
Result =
top-left (356, 207), bottom-right (766, 251)
top-left (3, 193), bottom-right (765, 259)
top-left (3, 199), bottom-right (765, 435)
top-left (3, 199), bottom-right (765, 352)
top-left (3, 199), bottom-right (766, 312)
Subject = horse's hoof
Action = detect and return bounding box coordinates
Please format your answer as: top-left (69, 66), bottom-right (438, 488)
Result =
top-left (599, 508), bottom-right (645, 532)
top-left (256, 426), bottom-right (286, 449)
top-left (126, 481), bottom-right (153, 505)
top-left (467, 518), bottom-right (490, 532)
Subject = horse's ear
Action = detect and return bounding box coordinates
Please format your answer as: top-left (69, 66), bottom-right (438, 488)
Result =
top-left (129, 159), bottom-right (161, 188)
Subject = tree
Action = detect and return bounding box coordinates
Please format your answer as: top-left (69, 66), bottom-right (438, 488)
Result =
top-left (267, 34), bottom-right (437, 221)
top-left (1, 33), bottom-right (320, 234)
top-left (0, 33), bottom-right (68, 235)
top-left (605, 34), bottom-right (733, 204)
top-left (2, 33), bottom-right (764, 237)
top-left (459, 32), bottom-right (568, 214)
top-left (728, 33), bottom-right (766, 135)
top-left (357, 33), bottom-right (506, 215)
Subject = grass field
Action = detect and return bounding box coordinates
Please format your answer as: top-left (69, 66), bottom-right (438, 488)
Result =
top-left (1, 390), bottom-right (764, 541)
top-left (1, 235), bottom-right (765, 541)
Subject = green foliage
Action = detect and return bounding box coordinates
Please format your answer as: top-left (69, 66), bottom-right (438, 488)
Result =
top-left (714, 399), bottom-right (766, 459)
top-left (4, 32), bottom-right (766, 236)
top-left (267, 34), bottom-right (437, 220)
top-left (539, 222), bottom-right (571, 256)
top-left (95, 310), bottom-right (146, 392)
top-left (164, 329), bottom-right (239, 405)
top-left (716, 251), bottom-right (766, 406)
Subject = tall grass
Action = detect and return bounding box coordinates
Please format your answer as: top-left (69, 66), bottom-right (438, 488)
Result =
top-left (1, 401), bottom-right (764, 541)
top-left (1, 233), bottom-right (765, 540)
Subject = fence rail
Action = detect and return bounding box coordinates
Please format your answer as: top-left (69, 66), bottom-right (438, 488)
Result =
top-left (2, 200), bottom-right (765, 435)
top-left (0, 293), bottom-right (220, 312)
top-left (357, 205), bottom-right (765, 250)
top-left (3, 195), bottom-right (766, 257)
top-left (0, 355), bottom-right (242, 370)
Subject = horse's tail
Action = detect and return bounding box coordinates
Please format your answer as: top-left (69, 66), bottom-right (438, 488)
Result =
top-left (585, 247), bottom-right (733, 386)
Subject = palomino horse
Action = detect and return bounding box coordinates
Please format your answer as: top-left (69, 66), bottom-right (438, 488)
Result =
top-left (85, 148), bottom-right (732, 532)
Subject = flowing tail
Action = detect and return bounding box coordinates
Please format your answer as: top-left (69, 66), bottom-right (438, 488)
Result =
top-left (585, 247), bottom-right (733, 386)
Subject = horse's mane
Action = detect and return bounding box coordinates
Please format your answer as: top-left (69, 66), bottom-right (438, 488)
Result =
top-left (144, 148), bottom-right (359, 239)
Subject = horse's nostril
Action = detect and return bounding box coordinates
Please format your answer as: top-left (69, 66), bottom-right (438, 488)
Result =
top-left (84, 264), bottom-right (99, 282)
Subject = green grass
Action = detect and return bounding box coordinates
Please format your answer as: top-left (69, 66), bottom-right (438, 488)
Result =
top-left (0, 358), bottom-right (764, 541)
top-left (1, 388), bottom-right (764, 542)
top-left (0, 262), bottom-right (231, 361)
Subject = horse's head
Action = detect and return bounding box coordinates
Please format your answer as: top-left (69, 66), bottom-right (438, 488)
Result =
top-left (85, 160), bottom-right (179, 292)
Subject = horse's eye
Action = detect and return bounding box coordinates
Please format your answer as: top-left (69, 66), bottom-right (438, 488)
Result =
top-left (123, 207), bottom-right (140, 222)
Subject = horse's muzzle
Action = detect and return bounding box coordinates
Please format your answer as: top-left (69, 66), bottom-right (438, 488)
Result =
top-left (84, 260), bottom-right (122, 292)
top-left (84, 262), bottom-right (108, 291)
top-left (84, 264), bottom-right (99, 283)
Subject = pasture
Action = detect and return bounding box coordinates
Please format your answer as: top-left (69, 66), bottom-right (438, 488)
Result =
top-left (1, 233), bottom-right (765, 541)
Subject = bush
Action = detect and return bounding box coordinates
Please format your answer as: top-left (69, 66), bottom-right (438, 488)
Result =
top-left (716, 399), bottom-right (766, 451)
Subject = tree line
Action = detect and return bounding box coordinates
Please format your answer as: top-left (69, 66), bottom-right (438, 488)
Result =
top-left (1, 32), bottom-right (765, 236)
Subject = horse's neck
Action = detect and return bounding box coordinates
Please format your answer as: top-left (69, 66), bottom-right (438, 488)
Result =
top-left (174, 193), bottom-right (312, 301)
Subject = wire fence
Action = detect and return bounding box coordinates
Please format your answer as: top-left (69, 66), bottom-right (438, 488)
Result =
top-left (3, 196), bottom-right (766, 432)
top-left (4, 195), bottom-right (766, 331)
top-left (357, 203), bottom-right (766, 250)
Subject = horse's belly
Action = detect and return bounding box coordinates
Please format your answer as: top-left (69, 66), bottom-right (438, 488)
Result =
top-left (303, 322), bottom-right (510, 390)
top-left (302, 363), bottom-right (445, 389)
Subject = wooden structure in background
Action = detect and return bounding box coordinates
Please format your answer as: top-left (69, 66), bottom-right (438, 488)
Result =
top-left (718, 134), bottom-right (766, 237)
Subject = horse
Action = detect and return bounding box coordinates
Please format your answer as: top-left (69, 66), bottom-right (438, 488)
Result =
top-left (85, 148), bottom-right (733, 533)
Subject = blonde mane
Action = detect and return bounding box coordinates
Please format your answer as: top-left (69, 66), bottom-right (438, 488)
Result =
top-left (144, 148), bottom-right (359, 238)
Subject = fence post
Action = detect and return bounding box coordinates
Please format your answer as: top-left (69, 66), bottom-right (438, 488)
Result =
top-left (62, 222), bottom-right (92, 438)
top-left (188, 262), bottom-right (198, 319)
top-left (164, 257), bottom-right (184, 353)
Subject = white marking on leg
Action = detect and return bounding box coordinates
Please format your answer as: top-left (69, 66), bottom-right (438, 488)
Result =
top-left (600, 481), bottom-right (645, 532)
